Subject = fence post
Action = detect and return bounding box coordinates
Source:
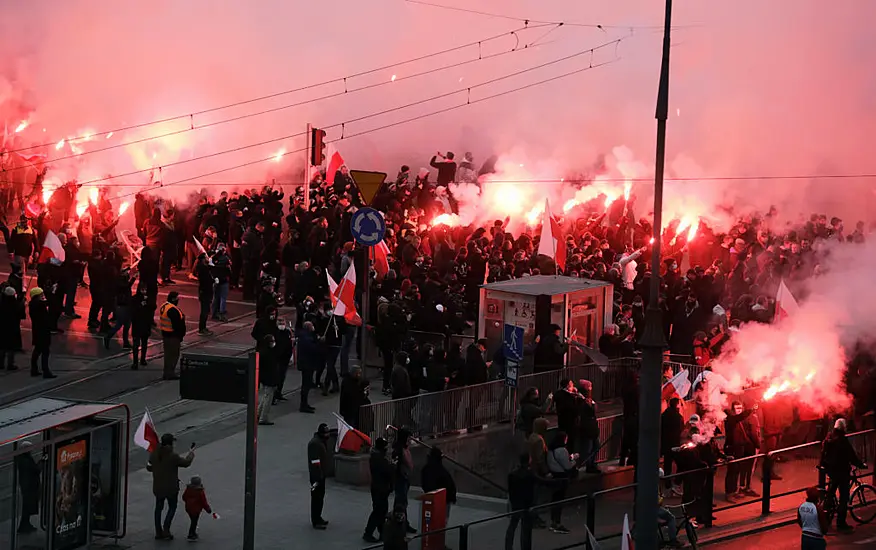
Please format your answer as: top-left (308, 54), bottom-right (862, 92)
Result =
top-left (761, 454), bottom-right (772, 516)
top-left (704, 468), bottom-right (715, 528)
top-left (586, 493), bottom-right (596, 549)
top-left (458, 523), bottom-right (469, 550)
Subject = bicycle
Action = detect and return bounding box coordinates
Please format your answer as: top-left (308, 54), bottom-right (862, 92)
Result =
top-left (819, 466), bottom-right (876, 526)
top-left (657, 500), bottom-right (699, 549)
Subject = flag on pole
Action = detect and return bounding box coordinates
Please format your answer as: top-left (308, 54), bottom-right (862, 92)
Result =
top-left (325, 143), bottom-right (345, 185)
top-left (134, 408), bottom-right (160, 452)
top-left (662, 369), bottom-right (692, 400)
top-left (38, 230), bottom-right (66, 263)
top-left (622, 513), bottom-right (635, 550)
top-left (775, 279), bottom-right (799, 321)
top-left (373, 240), bottom-right (390, 279)
top-left (193, 235), bottom-right (207, 256)
top-left (584, 525), bottom-right (602, 549)
top-left (536, 198), bottom-right (566, 271)
top-left (326, 264), bottom-right (361, 325)
top-left (333, 412), bottom-right (372, 453)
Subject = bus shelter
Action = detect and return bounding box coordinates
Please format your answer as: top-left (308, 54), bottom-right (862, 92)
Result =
top-left (0, 398), bottom-right (130, 550)
top-left (479, 275), bottom-right (614, 369)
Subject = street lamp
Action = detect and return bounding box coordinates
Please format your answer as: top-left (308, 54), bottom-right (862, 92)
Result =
top-left (635, 0), bottom-right (673, 548)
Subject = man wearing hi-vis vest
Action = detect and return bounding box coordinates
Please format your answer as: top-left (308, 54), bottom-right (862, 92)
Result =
top-left (160, 291), bottom-right (186, 380)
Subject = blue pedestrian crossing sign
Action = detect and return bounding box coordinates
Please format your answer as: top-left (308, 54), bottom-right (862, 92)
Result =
top-left (350, 207), bottom-right (386, 246)
top-left (503, 323), bottom-right (524, 361)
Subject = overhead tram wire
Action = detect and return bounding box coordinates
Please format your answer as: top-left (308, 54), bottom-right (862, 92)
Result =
top-left (4, 24), bottom-right (557, 156)
top-left (31, 36), bottom-right (626, 193)
top-left (5, 22), bottom-right (567, 171)
top-left (100, 52), bottom-right (623, 200)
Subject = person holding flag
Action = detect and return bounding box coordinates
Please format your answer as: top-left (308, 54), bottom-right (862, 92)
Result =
top-left (146, 433), bottom-right (195, 540)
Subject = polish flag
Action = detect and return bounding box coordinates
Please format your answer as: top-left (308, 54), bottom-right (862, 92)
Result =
top-left (38, 230), bottom-right (66, 263)
top-left (536, 198), bottom-right (566, 271)
top-left (622, 513), bottom-right (635, 550)
top-left (661, 369), bottom-right (692, 400)
top-left (326, 264), bottom-right (361, 325)
top-left (775, 279), bottom-right (799, 321)
top-left (373, 240), bottom-right (391, 279)
top-left (325, 143), bottom-right (345, 185)
top-left (134, 408), bottom-right (160, 452)
top-left (334, 412), bottom-right (371, 453)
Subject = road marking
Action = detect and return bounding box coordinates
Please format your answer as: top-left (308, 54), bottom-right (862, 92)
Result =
top-left (856, 536), bottom-right (876, 544)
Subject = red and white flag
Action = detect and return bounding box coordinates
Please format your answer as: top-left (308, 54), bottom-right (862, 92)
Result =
top-left (333, 412), bottom-right (371, 453)
top-left (536, 198), bottom-right (566, 271)
top-left (38, 230), bottom-right (66, 263)
top-left (373, 240), bottom-right (391, 279)
top-left (134, 408), bottom-right (160, 452)
top-left (662, 369), bottom-right (692, 401)
top-left (775, 279), bottom-right (799, 321)
top-left (622, 513), bottom-right (635, 550)
top-left (326, 264), bottom-right (361, 325)
top-left (325, 143), bottom-right (345, 185)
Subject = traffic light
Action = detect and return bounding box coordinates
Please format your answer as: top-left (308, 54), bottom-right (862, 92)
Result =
top-left (310, 128), bottom-right (326, 166)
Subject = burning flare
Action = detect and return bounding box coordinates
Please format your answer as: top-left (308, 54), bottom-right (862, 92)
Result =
top-left (118, 202), bottom-right (130, 215)
top-left (14, 120), bottom-right (28, 133)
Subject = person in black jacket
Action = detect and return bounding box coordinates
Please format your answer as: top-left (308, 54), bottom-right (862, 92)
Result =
top-left (210, 243), bottom-right (231, 321)
top-left (821, 418), bottom-right (866, 532)
top-left (553, 380), bottom-right (581, 452)
top-left (103, 267), bottom-right (135, 349)
top-left (195, 253), bottom-right (214, 336)
top-left (420, 447), bottom-right (457, 522)
top-left (363, 438), bottom-right (394, 544)
top-left (661, 398), bottom-right (685, 490)
top-left (533, 324), bottom-right (566, 372)
top-left (429, 152), bottom-right (457, 187)
top-left (577, 379), bottom-right (600, 473)
top-left (339, 367), bottom-right (369, 430)
top-left (295, 322), bottom-right (320, 413)
top-left (86, 249), bottom-right (106, 328)
top-left (0, 287), bottom-right (24, 369)
top-left (28, 288), bottom-right (56, 378)
top-left (130, 286), bottom-right (154, 370)
top-left (273, 316), bottom-right (294, 404)
top-left (14, 441), bottom-right (43, 534)
top-left (257, 334), bottom-right (278, 426)
top-left (307, 423), bottom-right (331, 530)
top-left (138, 246), bottom-right (160, 309)
top-left (506, 453), bottom-right (561, 550)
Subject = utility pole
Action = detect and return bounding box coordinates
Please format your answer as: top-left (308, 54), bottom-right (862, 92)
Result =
top-left (635, 1), bottom-right (672, 549)
top-left (304, 122), bottom-right (312, 212)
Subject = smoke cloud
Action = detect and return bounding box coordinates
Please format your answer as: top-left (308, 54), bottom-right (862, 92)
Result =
top-left (2, 1), bottom-right (874, 218)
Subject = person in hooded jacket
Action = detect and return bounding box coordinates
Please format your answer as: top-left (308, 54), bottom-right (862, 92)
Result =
top-left (295, 321), bottom-right (320, 413)
top-left (0, 286), bottom-right (24, 370)
top-left (363, 437), bottom-right (394, 543)
top-left (420, 447), bottom-right (457, 522)
top-left (147, 433), bottom-right (195, 540)
top-left (131, 286), bottom-right (155, 370)
top-left (516, 387), bottom-right (553, 437)
top-left (28, 287), bottom-right (56, 378)
top-left (820, 418), bottom-right (866, 532)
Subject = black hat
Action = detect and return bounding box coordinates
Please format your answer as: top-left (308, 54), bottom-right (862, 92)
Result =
top-left (375, 437), bottom-right (388, 451)
top-left (316, 423), bottom-right (330, 436)
top-left (160, 433), bottom-right (176, 446)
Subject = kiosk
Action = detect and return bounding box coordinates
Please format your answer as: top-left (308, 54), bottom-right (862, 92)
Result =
top-left (0, 398), bottom-right (130, 550)
top-left (478, 275), bottom-right (614, 369)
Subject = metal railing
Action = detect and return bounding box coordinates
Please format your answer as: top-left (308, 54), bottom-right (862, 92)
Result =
top-left (362, 428), bottom-right (876, 550)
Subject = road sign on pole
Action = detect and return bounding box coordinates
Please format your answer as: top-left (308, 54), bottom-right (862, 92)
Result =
top-left (505, 361), bottom-right (519, 388)
top-left (350, 207), bottom-right (386, 246)
top-left (503, 323), bottom-right (524, 361)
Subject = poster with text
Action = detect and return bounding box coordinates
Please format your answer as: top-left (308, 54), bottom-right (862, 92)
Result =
top-left (53, 436), bottom-right (89, 550)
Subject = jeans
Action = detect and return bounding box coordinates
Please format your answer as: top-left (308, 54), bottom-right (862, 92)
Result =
top-left (212, 282), bottom-right (229, 317)
top-left (132, 335), bottom-right (149, 364)
top-left (580, 437), bottom-right (599, 468)
top-left (188, 513), bottom-right (200, 538)
top-left (801, 535), bottom-right (826, 550)
top-left (154, 494), bottom-right (178, 535)
top-left (63, 277), bottom-right (78, 314)
top-left (300, 370), bottom-right (314, 409)
top-left (163, 336), bottom-right (181, 378)
top-left (829, 475), bottom-right (851, 527)
top-left (258, 384), bottom-right (275, 422)
top-left (31, 345), bottom-right (51, 376)
top-left (657, 506), bottom-right (678, 542)
top-left (322, 346), bottom-right (340, 389)
top-left (505, 510), bottom-right (533, 550)
top-left (106, 306), bottom-right (131, 344)
top-left (365, 491), bottom-right (389, 536)
top-left (198, 297), bottom-right (211, 332)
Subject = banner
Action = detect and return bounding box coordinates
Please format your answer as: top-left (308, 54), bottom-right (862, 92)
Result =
top-left (54, 436), bottom-right (89, 550)
top-left (90, 425), bottom-right (120, 533)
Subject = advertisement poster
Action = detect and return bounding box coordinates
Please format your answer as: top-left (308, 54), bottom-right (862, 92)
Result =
top-left (90, 425), bottom-right (119, 533)
top-left (54, 436), bottom-right (89, 550)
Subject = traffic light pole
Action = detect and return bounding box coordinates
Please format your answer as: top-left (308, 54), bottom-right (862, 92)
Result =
top-left (635, 1), bottom-right (672, 549)
top-left (304, 122), bottom-right (312, 212)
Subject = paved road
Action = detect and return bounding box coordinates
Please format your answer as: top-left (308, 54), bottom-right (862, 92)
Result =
top-left (708, 520), bottom-right (876, 549)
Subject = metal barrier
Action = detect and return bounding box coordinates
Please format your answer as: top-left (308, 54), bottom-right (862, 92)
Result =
top-left (362, 428), bottom-right (876, 550)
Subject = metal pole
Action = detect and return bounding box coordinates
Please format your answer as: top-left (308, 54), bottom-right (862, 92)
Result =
top-left (362, 246), bottom-right (372, 373)
top-left (243, 351), bottom-right (259, 550)
top-left (304, 123), bottom-right (312, 212)
top-left (635, 1), bottom-right (672, 548)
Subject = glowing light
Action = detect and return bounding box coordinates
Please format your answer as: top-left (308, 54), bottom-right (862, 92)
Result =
top-left (118, 202), bottom-right (130, 215)
top-left (687, 219), bottom-right (700, 241)
top-left (82, 131), bottom-right (94, 141)
top-left (106, 132), bottom-right (113, 139)
top-left (55, 139), bottom-right (66, 150)
top-left (649, 237), bottom-right (655, 244)
top-left (432, 213), bottom-right (458, 227)
top-left (623, 179), bottom-right (632, 202)
top-left (519, 164), bottom-right (524, 168)
top-left (14, 121), bottom-right (28, 133)
top-left (274, 148), bottom-right (286, 163)
top-left (391, 74), bottom-right (397, 82)
top-left (763, 380), bottom-right (791, 401)
top-left (525, 205), bottom-right (543, 226)
top-left (76, 203), bottom-right (87, 218)
top-left (563, 199), bottom-right (578, 213)
top-left (89, 187), bottom-right (99, 205)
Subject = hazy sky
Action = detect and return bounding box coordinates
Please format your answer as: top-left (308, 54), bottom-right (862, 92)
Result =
top-left (2, 0), bottom-right (875, 217)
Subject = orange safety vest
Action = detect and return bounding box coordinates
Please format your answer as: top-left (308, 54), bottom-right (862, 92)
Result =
top-left (159, 302), bottom-right (183, 334)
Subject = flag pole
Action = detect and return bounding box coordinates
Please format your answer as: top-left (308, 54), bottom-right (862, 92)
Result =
top-left (322, 271), bottom-right (349, 339)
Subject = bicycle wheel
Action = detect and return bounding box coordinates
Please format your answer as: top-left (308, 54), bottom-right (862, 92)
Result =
top-left (684, 521), bottom-right (699, 550)
top-left (849, 484), bottom-right (876, 525)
